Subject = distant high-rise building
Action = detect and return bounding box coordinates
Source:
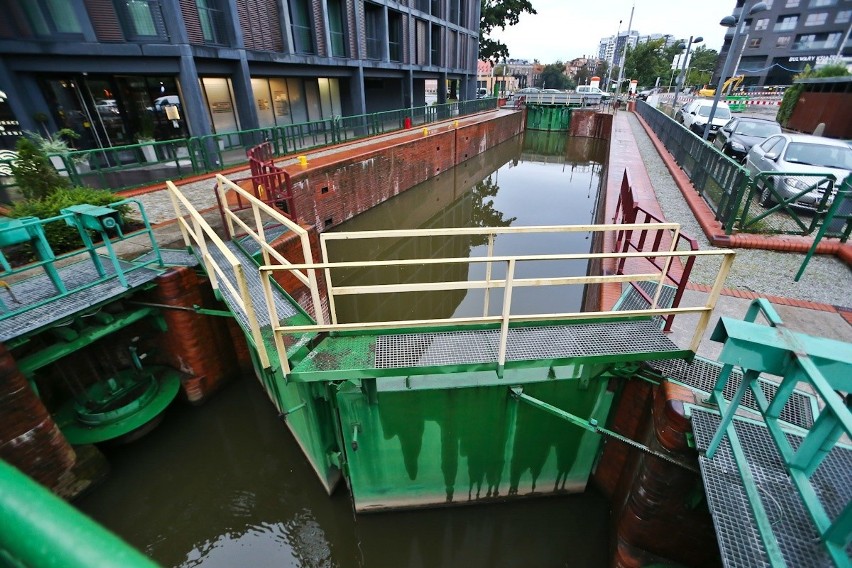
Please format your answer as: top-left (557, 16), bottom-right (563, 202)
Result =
top-left (598, 30), bottom-right (640, 68)
top-left (714, 0), bottom-right (852, 87)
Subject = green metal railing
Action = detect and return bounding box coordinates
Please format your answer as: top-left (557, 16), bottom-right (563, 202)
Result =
top-left (0, 198), bottom-right (163, 318)
top-left (705, 299), bottom-right (852, 567)
top-left (635, 100), bottom-right (852, 242)
top-left (635, 100), bottom-right (749, 225)
top-left (0, 459), bottom-right (160, 568)
top-left (40, 99), bottom-right (498, 193)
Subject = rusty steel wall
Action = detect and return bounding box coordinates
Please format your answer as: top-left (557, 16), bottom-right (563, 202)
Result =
top-left (787, 91), bottom-right (852, 139)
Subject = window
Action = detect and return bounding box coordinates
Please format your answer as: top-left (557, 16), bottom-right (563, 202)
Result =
top-left (755, 18), bottom-right (769, 30)
top-left (774, 15), bottom-right (799, 31)
top-left (19, 0), bottom-right (83, 37)
top-left (327, 0), bottom-right (346, 57)
top-left (289, 0), bottom-right (314, 54)
top-left (836, 10), bottom-right (851, 23)
top-left (776, 35), bottom-right (792, 47)
top-left (196, 0), bottom-right (226, 45)
top-left (792, 31), bottom-right (842, 49)
top-left (388, 10), bottom-right (401, 61)
top-left (808, 0), bottom-right (836, 6)
top-left (114, 0), bottom-right (167, 40)
top-left (748, 37), bottom-right (762, 48)
top-left (805, 12), bottom-right (828, 25)
top-left (430, 24), bottom-right (441, 65)
top-left (364, 3), bottom-right (383, 60)
top-left (786, 0), bottom-right (799, 6)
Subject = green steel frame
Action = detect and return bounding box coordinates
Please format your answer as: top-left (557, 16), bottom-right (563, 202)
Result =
top-left (705, 299), bottom-right (852, 566)
top-left (0, 459), bottom-right (160, 568)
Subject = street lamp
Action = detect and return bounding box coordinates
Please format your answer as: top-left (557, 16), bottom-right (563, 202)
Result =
top-left (672, 36), bottom-right (703, 109)
top-left (703, 1), bottom-right (769, 140)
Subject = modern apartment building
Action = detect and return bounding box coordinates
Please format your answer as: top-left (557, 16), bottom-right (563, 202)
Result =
top-left (597, 31), bottom-right (639, 68)
top-left (0, 0), bottom-right (480, 152)
top-left (714, 0), bottom-right (852, 86)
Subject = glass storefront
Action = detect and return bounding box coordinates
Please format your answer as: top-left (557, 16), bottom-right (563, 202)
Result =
top-left (38, 74), bottom-right (187, 152)
top-left (251, 77), bottom-right (343, 128)
top-left (200, 77), bottom-right (239, 134)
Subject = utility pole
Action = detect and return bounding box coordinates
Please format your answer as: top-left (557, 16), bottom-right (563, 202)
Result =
top-left (615, 4), bottom-right (635, 102)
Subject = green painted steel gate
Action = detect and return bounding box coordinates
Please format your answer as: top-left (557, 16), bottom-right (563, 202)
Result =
top-left (525, 105), bottom-right (572, 131)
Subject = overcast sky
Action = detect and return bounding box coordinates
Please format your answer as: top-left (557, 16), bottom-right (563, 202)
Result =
top-left (491, 0), bottom-right (736, 63)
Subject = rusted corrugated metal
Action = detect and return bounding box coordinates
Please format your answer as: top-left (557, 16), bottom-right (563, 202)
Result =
top-left (788, 91), bottom-right (852, 139)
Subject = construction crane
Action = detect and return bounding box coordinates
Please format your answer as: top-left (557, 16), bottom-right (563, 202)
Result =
top-left (698, 75), bottom-right (744, 97)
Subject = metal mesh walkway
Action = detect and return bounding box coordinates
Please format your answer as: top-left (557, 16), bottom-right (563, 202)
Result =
top-left (290, 319), bottom-right (686, 381)
top-left (691, 408), bottom-right (852, 568)
top-left (649, 358), bottom-right (815, 429)
top-left (0, 258), bottom-right (161, 342)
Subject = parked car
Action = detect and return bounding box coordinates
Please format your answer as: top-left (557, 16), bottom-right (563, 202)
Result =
top-left (541, 88), bottom-right (562, 94)
top-left (514, 88), bottom-right (541, 95)
top-left (637, 88), bottom-right (658, 101)
top-left (745, 133), bottom-right (852, 209)
top-left (677, 99), bottom-right (732, 139)
top-left (476, 88), bottom-right (489, 99)
top-left (713, 117), bottom-right (782, 162)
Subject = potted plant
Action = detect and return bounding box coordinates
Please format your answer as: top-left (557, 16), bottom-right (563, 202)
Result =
top-left (26, 128), bottom-right (82, 176)
top-left (137, 113), bottom-right (157, 163)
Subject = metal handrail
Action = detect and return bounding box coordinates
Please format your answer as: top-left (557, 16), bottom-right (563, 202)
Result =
top-left (166, 180), bottom-right (269, 368)
top-left (257, 223), bottom-right (735, 375)
top-left (213, 174), bottom-right (325, 327)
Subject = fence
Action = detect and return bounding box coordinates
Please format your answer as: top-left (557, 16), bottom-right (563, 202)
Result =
top-left (26, 98), bottom-right (497, 196)
top-left (635, 100), bottom-right (851, 241)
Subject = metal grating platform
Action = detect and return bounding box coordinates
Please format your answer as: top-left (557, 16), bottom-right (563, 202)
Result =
top-left (0, 258), bottom-right (161, 342)
top-left (237, 224), bottom-right (290, 257)
top-left (691, 408), bottom-right (852, 568)
top-left (649, 358), bottom-right (815, 429)
top-left (201, 242), bottom-right (299, 331)
top-left (375, 320), bottom-right (680, 369)
top-left (133, 248), bottom-right (198, 267)
top-left (616, 280), bottom-right (677, 313)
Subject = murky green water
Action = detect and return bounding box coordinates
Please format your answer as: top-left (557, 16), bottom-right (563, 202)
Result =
top-left (76, 132), bottom-right (611, 567)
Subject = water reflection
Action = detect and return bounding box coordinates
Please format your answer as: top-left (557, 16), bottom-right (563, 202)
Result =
top-left (75, 131), bottom-right (610, 568)
top-left (328, 132), bottom-right (606, 324)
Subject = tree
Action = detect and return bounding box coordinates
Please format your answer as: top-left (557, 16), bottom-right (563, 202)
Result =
top-left (538, 62), bottom-right (572, 90)
top-left (685, 46), bottom-right (718, 89)
top-left (479, 0), bottom-right (536, 61)
top-left (623, 38), bottom-right (670, 88)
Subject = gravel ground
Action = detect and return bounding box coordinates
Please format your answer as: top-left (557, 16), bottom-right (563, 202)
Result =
top-left (627, 113), bottom-right (851, 309)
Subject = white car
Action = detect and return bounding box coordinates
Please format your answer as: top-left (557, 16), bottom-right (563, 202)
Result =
top-left (678, 99), bottom-right (732, 139)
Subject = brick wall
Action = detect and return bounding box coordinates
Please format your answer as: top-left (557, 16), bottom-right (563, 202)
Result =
top-left (288, 112), bottom-right (524, 233)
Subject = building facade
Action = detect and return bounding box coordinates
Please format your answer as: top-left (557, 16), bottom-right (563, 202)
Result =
top-left (714, 0), bottom-right (852, 87)
top-left (0, 0), bottom-right (480, 152)
top-left (597, 31), bottom-right (639, 68)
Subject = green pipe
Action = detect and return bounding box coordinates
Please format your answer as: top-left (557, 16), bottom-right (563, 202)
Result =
top-left (0, 460), bottom-right (160, 568)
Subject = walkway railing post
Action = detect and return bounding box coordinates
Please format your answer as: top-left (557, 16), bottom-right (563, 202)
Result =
top-left (319, 236), bottom-right (338, 326)
top-left (690, 251), bottom-right (735, 352)
top-left (497, 258), bottom-right (516, 378)
top-left (260, 267), bottom-right (289, 376)
top-left (483, 232), bottom-right (495, 317)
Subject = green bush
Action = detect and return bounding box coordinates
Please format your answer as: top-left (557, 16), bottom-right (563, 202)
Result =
top-left (9, 187), bottom-right (129, 256)
top-left (10, 137), bottom-right (69, 200)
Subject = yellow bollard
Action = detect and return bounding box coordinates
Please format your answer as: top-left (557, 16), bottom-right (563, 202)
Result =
top-left (298, 155), bottom-right (308, 167)
top-left (453, 120), bottom-right (459, 128)
top-left (422, 128), bottom-right (429, 136)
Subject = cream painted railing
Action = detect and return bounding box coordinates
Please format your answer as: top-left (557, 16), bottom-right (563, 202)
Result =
top-left (258, 224), bottom-right (735, 375)
top-left (168, 175), bottom-right (734, 377)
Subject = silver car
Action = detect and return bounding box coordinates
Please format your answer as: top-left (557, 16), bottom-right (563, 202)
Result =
top-left (745, 133), bottom-right (852, 210)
